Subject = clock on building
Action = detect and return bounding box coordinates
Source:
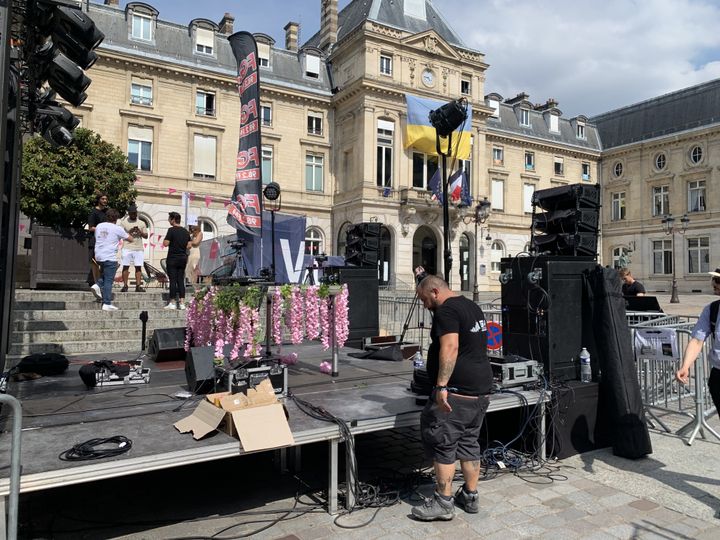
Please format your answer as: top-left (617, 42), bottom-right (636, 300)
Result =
top-left (421, 69), bottom-right (435, 87)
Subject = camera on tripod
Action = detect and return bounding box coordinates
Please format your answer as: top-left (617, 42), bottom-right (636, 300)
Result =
top-left (227, 239), bottom-right (246, 250)
top-left (313, 253), bottom-right (328, 264)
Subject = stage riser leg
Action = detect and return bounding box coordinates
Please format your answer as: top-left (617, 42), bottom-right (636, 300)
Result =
top-left (345, 436), bottom-right (356, 509)
top-left (328, 440), bottom-right (338, 515)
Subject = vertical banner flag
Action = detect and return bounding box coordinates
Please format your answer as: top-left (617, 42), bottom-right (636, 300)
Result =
top-left (227, 32), bottom-right (262, 236)
top-left (404, 94), bottom-right (472, 159)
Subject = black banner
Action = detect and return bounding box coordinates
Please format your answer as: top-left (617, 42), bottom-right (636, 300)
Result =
top-left (227, 31), bottom-right (262, 235)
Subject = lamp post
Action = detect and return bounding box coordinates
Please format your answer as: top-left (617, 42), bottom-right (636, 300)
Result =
top-left (462, 197), bottom-right (491, 302)
top-left (263, 182), bottom-right (281, 283)
top-left (661, 213), bottom-right (689, 303)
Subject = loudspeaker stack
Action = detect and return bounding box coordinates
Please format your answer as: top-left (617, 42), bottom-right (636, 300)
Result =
top-left (345, 222), bottom-right (380, 267)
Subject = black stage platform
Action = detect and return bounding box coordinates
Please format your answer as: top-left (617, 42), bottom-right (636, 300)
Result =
top-left (0, 342), bottom-right (547, 516)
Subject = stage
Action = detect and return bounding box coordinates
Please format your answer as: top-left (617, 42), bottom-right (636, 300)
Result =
top-left (0, 342), bottom-right (548, 521)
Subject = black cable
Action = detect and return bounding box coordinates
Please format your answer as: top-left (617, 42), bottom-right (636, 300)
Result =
top-left (58, 435), bottom-right (132, 461)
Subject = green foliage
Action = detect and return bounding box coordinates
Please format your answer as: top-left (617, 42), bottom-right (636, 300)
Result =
top-left (212, 284), bottom-right (263, 315)
top-left (21, 128), bottom-right (138, 230)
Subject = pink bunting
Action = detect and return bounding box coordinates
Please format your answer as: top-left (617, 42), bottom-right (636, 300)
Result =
top-left (19, 224), bottom-right (25, 232)
top-left (168, 188), bottom-right (177, 195)
top-left (144, 243), bottom-right (148, 248)
top-left (188, 193), bottom-right (195, 201)
top-left (205, 195), bottom-right (212, 208)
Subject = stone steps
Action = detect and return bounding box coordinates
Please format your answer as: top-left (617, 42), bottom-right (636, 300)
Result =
top-left (9, 339), bottom-right (143, 356)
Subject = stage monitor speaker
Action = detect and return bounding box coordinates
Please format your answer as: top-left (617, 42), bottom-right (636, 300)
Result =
top-left (149, 327), bottom-right (186, 362)
top-left (500, 256), bottom-right (597, 382)
top-left (185, 346), bottom-right (216, 394)
top-left (334, 266), bottom-right (379, 349)
top-left (345, 222), bottom-right (381, 267)
top-left (550, 381), bottom-right (611, 459)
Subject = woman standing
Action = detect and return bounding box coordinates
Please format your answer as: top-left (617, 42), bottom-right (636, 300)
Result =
top-left (163, 212), bottom-right (192, 310)
top-left (185, 224), bottom-right (203, 289)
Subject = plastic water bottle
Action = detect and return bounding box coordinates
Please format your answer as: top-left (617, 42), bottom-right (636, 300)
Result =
top-left (412, 351), bottom-right (424, 369)
top-left (579, 348), bottom-right (592, 383)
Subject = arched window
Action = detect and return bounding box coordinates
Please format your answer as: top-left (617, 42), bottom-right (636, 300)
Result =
top-left (413, 226), bottom-right (437, 277)
top-left (304, 227), bottom-right (323, 255)
top-left (197, 218), bottom-right (216, 241)
top-left (337, 222), bottom-right (351, 258)
top-left (490, 240), bottom-right (505, 272)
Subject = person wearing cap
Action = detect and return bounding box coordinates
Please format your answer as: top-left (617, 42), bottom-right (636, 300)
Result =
top-left (675, 268), bottom-right (720, 418)
top-left (119, 203), bottom-right (148, 292)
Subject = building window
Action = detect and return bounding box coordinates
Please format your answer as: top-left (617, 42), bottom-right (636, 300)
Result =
top-left (376, 120), bottom-right (394, 188)
top-left (655, 152), bottom-right (666, 171)
top-left (127, 126), bottom-right (152, 171)
top-left (261, 146), bottom-right (272, 185)
top-left (582, 162), bottom-right (591, 181)
top-left (305, 54), bottom-right (320, 78)
top-left (131, 13), bottom-right (152, 41)
top-left (198, 218), bottom-right (216, 241)
top-left (488, 99), bottom-right (500, 118)
top-left (576, 122), bottom-right (586, 139)
top-left (653, 239), bottom-right (672, 275)
top-left (412, 152), bottom-right (438, 190)
top-left (549, 114), bottom-right (559, 132)
top-left (461, 77), bottom-right (471, 95)
top-left (305, 153), bottom-right (324, 192)
top-left (304, 228), bottom-right (323, 256)
top-left (195, 27), bottom-right (214, 55)
top-left (688, 180), bottom-right (706, 212)
top-left (689, 145), bottom-right (703, 164)
top-left (687, 237), bottom-right (709, 274)
top-left (193, 134), bottom-right (216, 179)
top-left (380, 54), bottom-right (392, 75)
top-left (491, 179), bottom-right (504, 211)
top-left (554, 157), bottom-right (564, 176)
top-left (492, 147), bottom-right (503, 166)
top-left (524, 151), bottom-right (535, 171)
top-left (261, 105), bottom-right (272, 127)
top-left (491, 241), bottom-right (505, 272)
top-left (520, 108), bottom-right (530, 126)
top-left (130, 81), bottom-right (152, 106)
top-left (612, 247), bottom-right (623, 269)
top-left (196, 90), bottom-right (215, 116)
top-left (523, 183), bottom-right (535, 213)
top-left (613, 161), bottom-right (623, 178)
top-left (652, 185), bottom-right (669, 216)
top-left (611, 192), bottom-right (626, 221)
top-left (307, 112), bottom-right (323, 136)
top-left (257, 42), bottom-right (270, 67)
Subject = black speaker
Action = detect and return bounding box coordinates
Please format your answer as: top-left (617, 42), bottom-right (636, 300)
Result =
top-left (149, 327), bottom-right (186, 362)
top-left (334, 266), bottom-right (379, 349)
top-left (185, 346), bottom-right (216, 394)
top-left (500, 256), bottom-right (596, 381)
top-left (345, 222), bottom-right (381, 267)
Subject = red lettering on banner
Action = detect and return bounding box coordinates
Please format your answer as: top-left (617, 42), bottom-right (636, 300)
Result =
top-left (239, 72), bottom-right (257, 95)
top-left (227, 205), bottom-right (261, 229)
top-left (240, 100), bottom-right (258, 124)
top-left (235, 168), bottom-right (260, 181)
top-left (235, 193), bottom-right (261, 214)
top-left (239, 119), bottom-right (258, 138)
top-left (237, 52), bottom-right (257, 80)
top-left (236, 147), bottom-right (259, 169)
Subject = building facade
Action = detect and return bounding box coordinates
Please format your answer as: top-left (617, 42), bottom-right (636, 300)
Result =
top-left (67, 0), bottom-right (607, 291)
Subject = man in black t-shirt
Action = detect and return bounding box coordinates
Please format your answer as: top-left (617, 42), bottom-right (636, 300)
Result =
top-left (411, 273), bottom-right (493, 522)
top-left (87, 193), bottom-right (108, 298)
top-left (162, 212), bottom-right (192, 310)
top-left (619, 268), bottom-right (646, 297)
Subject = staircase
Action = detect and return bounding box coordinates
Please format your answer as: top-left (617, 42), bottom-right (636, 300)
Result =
top-left (10, 288), bottom-right (188, 358)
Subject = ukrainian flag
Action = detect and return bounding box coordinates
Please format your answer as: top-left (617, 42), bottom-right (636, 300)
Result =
top-left (405, 94), bottom-right (472, 160)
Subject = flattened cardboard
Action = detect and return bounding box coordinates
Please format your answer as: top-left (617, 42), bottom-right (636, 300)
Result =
top-left (230, 403), bottom-right (295, 452)
top-left (174, 399), bottom-right (226, 440)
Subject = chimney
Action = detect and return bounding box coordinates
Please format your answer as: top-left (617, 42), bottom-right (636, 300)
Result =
top-left (319, 0), bottom-right (338, 52)
top-left (218, 13), bottom-right (234, 35)
top-left (504, 92), bottom-right (530, 105)
top-left (284, 21), bottom-right (299, 52)
top-left (104, 0), bottom-right (119, 5)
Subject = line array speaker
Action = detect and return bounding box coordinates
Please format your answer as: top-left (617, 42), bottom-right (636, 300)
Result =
top-left (345, 222), bottom-right (381, 267)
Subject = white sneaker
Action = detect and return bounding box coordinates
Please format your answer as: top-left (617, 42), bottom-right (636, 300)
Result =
top-left (102, 304), bottom-right (119, 311)
top-left (178, 303), bottom-right (186, 310)
top-left (90, 284), bottom-right (102, 300)
top-left (164, 302), bottom-right (177, 310)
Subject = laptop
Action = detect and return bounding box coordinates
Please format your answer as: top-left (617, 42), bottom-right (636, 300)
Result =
top-left (624, 296), bottom-right (663, 312)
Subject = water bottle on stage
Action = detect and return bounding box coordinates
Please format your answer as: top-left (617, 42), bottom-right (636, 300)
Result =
top-left (579, 347), bottom-right (591, 383)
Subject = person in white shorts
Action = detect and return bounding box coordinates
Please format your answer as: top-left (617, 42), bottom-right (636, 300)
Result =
top-left (119, 203), bottom-right (148, 292)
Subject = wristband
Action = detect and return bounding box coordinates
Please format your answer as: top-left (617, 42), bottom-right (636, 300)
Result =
top-left (434, 385), bottom-right (448, 391)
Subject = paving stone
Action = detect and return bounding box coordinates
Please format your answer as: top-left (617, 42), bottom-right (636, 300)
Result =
top-left (507, 494), bottom-right (540, 508)
top-left (521, 504), bottom-right (557, 518)
top-left (695, 526), bottom-right (720, 540)
top-left (586, 485), bottom-right (618, 498)
top-left (542, 496), bottom-right (573, 510)
top-left (606, 522), bottom-right (642, 538)
top-left (466, 516), bottom-right (507, 535)
top-left (533, 488), bottom-right (565, 502)
top-left (508, 521), bottom-right (547, 538)
top-left (629, 499), bottom-right (661, 512)
top-left (597, 492), bottom-right (641, 509)
top-left (539, 527), bottom-right (581, 540)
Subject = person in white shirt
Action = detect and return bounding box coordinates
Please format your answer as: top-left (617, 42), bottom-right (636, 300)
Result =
top-left (94, 208), bottom-right (133, 311)
top-left (118, 203), bottom-right (148, 292)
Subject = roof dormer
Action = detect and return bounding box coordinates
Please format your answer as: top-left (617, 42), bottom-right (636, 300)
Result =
top-left (190, 19), bottom-right (218, 57)
top-left (254, 33), bottom-right (275, 68)
top-left (484, 93), bottom-right (503, 119)
top-left (126, 2), bottom-right (159, 43)
top-left (300, 46), bottom-right (324, 80)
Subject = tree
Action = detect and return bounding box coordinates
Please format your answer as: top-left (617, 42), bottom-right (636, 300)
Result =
top-left (21, 128), bottom-right (138, 230)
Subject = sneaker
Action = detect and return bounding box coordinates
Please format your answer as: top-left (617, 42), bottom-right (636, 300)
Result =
top-left (178, 302), bottom-right (186, 310)
top-left (120, 285), bottom-right (129, 292)
top-left (454, 485), bottom-right (479, 514)
top-left (101, 304), bottom-right (119, 311)
top-left (164, 302), bottom-right (177, 310)
top-left (90, 284), bottom-right (102, 300)
top-left (135, 286), bottom-right (145, 293)
top-left (411, 492), bottom-right (455, 521)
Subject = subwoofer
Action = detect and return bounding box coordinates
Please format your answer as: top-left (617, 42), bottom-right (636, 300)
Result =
top-left (185, 346), bottom-right (216, 394)
top-left (148, 327), bottom-right (186, 362)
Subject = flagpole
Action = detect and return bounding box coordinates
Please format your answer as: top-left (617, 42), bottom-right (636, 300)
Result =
top-left (437, 133), bottom-right (452, 283)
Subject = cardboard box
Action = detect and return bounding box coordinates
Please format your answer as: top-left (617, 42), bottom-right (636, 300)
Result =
top-left (174, 378), bottom-right (294, 452)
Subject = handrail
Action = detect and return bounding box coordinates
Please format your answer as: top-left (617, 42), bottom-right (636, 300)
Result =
top-left (0, 394), bottom-right (21, 540)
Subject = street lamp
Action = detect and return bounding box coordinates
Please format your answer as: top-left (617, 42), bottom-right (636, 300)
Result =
top-left (462, 197), bottom-right (491, 302)
top-left (661, 213), bottom-right (689, 303)
top-left (263, 182), bottom-right (281, 283)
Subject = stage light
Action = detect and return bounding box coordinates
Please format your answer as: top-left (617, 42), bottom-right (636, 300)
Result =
top-left (429, 98), bottom-right (468, 137)
top-left (39, 5), bottom-right (105, 70)
top-left (38, 104), bottom-right (80, 147)
top-left (263, 181), bottom-right (281, 201)
top-left (35, 41), bottom-right (90, 107)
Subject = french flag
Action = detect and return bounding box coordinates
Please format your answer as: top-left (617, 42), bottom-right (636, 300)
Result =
top-left (449, 168), bottom-right (472, 206)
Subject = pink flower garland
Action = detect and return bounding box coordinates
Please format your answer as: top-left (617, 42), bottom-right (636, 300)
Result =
top-left (319, 293), bottom-right (330, 350)
top-left (288, 286), bottom-right (305, 344)
top-left (334, 285), bottom-right (350, 348)
top-left (304, 286), bottom-right (320, 340)
top-left (272, 287), bottom-right (283, 345)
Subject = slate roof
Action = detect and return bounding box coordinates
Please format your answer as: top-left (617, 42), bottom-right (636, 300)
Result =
top-left (488, 102), bottom-right (602, 152)
top-left (303, 0), bottom-right (471, 51)
top-left (87, 3), bottom-right (332, 96)
top-left (591, 79), bottom-right (720, 149)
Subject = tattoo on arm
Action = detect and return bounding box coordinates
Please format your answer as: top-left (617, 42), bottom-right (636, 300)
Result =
top-left (437, 357), bottom-right (456, 385)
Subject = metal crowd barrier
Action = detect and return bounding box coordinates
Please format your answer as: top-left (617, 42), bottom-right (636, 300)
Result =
top-left (0, 394), bottom-right (21, 540)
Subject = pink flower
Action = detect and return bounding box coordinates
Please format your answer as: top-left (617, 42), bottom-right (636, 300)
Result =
top-left (334, 285), bottom-right (350, 348)
top-left (319, 361), bottom-right (332, 374)
top-left (304, 286), bottom-right (320, 340)
top-left (280, 352), bottom-right (298, 365)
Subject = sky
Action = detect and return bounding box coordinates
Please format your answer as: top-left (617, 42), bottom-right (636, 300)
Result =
top-left (96, 0), bottom-right (720, 117)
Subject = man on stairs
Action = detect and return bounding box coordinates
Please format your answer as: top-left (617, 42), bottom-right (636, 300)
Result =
top-left (94, 208), bottom-right (134, 311)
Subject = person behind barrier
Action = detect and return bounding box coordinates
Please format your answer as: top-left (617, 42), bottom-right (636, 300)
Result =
top-left (675, 269), bottom-right (720, 417)
top-left (163, 212), bottom-right (192, 310)
top-left (94, 208), bottom-right (133, 311)
top-left (119, 203), bottom-right (148, 293)
top-left (411, 271), bottom-right (493, 522)
top-left (619, 268), bottom-right (646, 297)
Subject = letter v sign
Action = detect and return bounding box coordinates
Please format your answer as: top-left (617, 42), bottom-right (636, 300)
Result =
top-left (280, 238), bottom-right (305, 283)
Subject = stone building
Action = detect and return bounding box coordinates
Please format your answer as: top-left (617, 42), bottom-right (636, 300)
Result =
top-left (69, 0), bottom-right (603, 291)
